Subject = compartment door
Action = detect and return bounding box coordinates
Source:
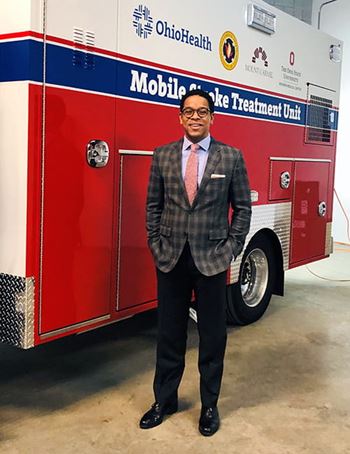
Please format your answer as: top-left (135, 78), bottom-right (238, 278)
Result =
top-left (117, 153), bottom-right (157, 311)
top-left (40, 0), bottom-right (118, 334)
top-left (290, 161), bottom-right (330, 264)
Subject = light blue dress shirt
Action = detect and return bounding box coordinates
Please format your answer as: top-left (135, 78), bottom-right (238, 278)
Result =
top-left (181, 135), bottom-right (211, 186)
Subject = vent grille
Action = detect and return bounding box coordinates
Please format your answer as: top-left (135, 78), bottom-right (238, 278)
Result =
top-left (306, 95), bottom-right (333, 143)
top-left (73, 27), bottom-right (95, 70)
top-left (73, 27), bottom-right (84, 45)
top-left (85, 31), bottom-right (95, 47)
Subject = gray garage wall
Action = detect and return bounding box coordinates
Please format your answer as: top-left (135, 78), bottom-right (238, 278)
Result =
top-left (264, 0), bottom-right (313, 24)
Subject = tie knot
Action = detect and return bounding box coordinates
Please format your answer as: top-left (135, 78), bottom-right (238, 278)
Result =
top-left (190, 143), bottom-right (200, 153)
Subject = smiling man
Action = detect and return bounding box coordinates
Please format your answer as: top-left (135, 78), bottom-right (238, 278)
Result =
top-left (141, 89), bottom-right (252, 436)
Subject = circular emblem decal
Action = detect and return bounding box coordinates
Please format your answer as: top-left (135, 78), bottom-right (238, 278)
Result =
top-left (219, 31), bottom-right (239, 70)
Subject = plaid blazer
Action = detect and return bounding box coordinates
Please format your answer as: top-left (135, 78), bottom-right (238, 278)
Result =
top-left (146, 137), bottom-right (252, 276)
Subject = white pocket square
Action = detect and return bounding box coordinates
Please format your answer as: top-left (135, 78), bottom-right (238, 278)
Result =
top-left (211, 174), bottom-right (226, 179)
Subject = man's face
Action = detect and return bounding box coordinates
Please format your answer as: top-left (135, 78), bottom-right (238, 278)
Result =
top-left (179, 95), bottom-right (214, 143)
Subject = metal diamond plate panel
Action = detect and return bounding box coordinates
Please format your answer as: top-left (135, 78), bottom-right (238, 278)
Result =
top-left (325, 222), bottom-right (332, 256)
top-left (0, 273), bottom-right (35, 349)
top-left (229, 202), bottom-right (292, 283)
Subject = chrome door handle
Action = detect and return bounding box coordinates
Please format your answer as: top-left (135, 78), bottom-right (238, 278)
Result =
top-left (86, 140), bottom-right (109, 167)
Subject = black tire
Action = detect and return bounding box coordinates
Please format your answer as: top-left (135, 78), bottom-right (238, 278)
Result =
top-left (227, 236), bottom-right (276, 325)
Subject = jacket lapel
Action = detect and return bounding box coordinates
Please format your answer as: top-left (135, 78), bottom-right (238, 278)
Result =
top-left (192, 139), bottom-right (221, 206)
top-left (169, 139), bottom-right (189, 203)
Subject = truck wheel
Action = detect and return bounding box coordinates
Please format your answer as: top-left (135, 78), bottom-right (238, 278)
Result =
top-left (227, 237), bottom-right (276, 325)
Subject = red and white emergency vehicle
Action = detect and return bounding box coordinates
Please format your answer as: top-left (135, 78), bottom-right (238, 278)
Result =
top-left (0, 0), bottom-right (342, 348)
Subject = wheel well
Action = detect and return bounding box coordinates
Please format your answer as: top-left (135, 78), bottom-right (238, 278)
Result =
top-left (245, 229), bottom-right (285, 297)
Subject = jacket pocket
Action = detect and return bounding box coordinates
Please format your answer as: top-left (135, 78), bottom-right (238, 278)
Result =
top-left (209, 228), bottom-right (228, 240)
top-left (160, 224), bottom-right (172, 237)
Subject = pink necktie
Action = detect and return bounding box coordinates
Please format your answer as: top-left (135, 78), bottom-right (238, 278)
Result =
top-left (185, 143), bottom-right (199, 205)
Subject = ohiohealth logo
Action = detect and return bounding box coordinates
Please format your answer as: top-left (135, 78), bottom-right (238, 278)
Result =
top-left (133, 5), bottom-right (154, 39)
top-left (132, 4), bottom-right (212, 51)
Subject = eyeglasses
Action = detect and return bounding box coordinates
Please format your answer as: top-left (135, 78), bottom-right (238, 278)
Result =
top-left (181, 107), bottom-right (211, 118)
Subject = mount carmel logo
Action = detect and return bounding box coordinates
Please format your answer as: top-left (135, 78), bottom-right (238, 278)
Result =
top-left (245, 46), bottom-right (273, 79)
top-left (219, 31), bottom-right (239, 70)
top-left (252, 47), bottom-right (268, 67)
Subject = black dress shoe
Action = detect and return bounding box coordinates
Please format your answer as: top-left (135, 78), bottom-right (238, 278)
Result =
top-left (139, 401), bottom-right (178, 429)
top-left (198, 407), bottom-right (220, 436)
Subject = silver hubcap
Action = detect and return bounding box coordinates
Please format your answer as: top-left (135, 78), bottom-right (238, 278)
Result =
top-left (240, 248), bottom-right (269, 308)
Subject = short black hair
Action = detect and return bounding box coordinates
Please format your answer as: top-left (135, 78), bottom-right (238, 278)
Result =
top-left (180, 89), bottom-right (214, 113)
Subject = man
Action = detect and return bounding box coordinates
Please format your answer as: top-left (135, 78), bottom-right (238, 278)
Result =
top-left (140, 89), bottom-right (252, 436)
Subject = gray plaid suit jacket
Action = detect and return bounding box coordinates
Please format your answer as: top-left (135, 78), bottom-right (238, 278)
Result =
top-left (146, 137), bottom-right (252, 276)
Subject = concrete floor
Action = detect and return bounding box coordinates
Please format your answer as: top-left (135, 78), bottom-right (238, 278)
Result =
top-left (1, 244), bottom-right (350, 454)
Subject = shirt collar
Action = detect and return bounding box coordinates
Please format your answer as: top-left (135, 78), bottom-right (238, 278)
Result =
top-left (183, 135), bottom-right (211, 152)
